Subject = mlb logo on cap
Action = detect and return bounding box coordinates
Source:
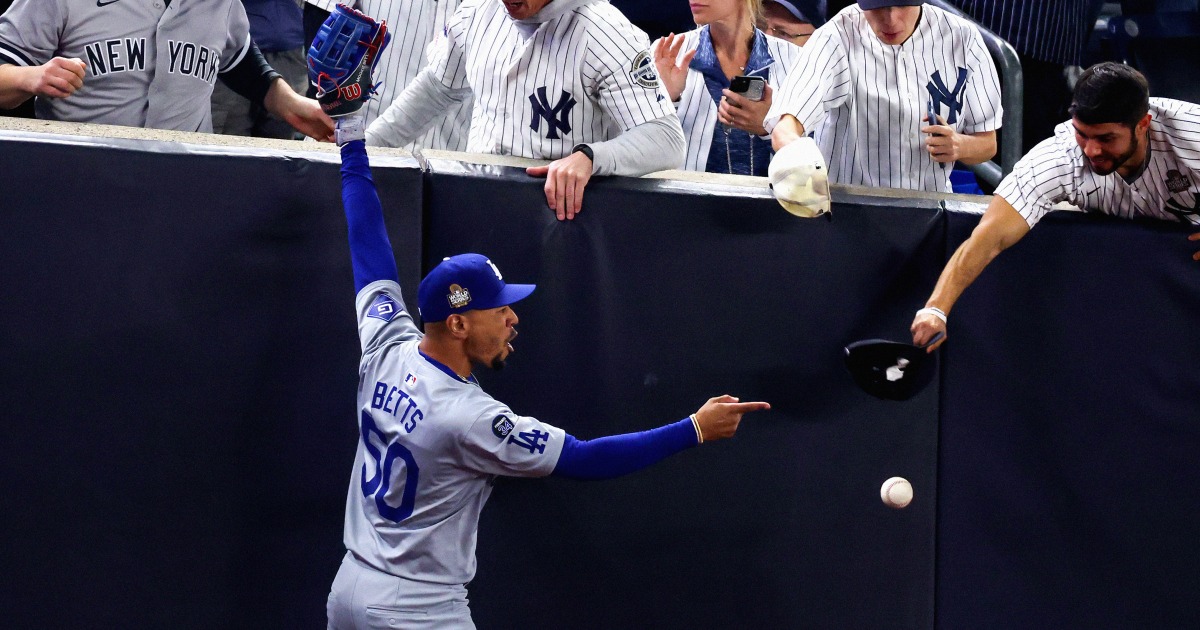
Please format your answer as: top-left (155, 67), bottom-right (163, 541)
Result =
top-left (417, 254), bottom-right (536, 322)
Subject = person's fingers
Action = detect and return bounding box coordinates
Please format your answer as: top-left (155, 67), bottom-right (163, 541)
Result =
top-left (680, 48), bottom-right (697, 67)
top-left (526, 165), bottom-right (550, 177)
top-left (542, 175), bottom-right (562, 219)
top-left (569, 176), bottom-right (585, 220)
top-left (1188, 232), bottom-right (1200, 241)
top-left (723, 401), bottom-right (771, 414)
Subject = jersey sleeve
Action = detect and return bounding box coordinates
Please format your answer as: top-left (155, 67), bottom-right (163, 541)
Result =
top-left (427, 2), bottom-right (471, 90)
top-left (0, 0), bottom-right (64, 67)
top-left (220, 0), bottom-right (254, 72)
top-left (763, 25), bottom-right (849, 135)
top-left (957, 25), bottom-right (1003, 134)
top-left (356, 280), bottom-right (422, 354)
top-left (585, 7), bottom-right (676, 131)
top-left (993, 132), bottom-right (1077, 228)
top-left (459, 406), bottom-right (567, 478)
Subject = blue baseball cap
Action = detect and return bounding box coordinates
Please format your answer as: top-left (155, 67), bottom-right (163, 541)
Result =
top-left (417, 254), bottom-right (536, 322)
top-left (768, 0), bottom-right (827, 27)
top-left (858, 0), bottom-right (923, 9)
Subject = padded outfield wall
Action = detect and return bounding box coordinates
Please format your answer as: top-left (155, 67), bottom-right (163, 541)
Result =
top-left (1, 125), bottom-right (1196, 628)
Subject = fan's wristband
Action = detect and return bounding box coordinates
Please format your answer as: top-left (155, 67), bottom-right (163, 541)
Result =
top-left (916, 306), bottom-right (947, 324)
top-left (689, 413), bottom-right (704, 444)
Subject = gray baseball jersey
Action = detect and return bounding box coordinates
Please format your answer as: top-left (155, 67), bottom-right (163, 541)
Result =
top-left (305, 0), bottom-right (471, 151)
top-left (369, 0), bottom-right (675, 160)
top-left (347, 279), bottom-right (566, 584)
top-left (996, 98), bottom-right (1200, 228)
top-left (0, 0), bottom-right (251, 132)
top-left (765, 4), bottom-right (1003, 193)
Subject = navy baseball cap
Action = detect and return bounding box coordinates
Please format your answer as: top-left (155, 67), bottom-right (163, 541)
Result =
top-left (417, 254), bottom-right (536, 322)
top-left (858, 0), bottom-right (923, 9)
top-left (768, 0), bottom-right (827, 27)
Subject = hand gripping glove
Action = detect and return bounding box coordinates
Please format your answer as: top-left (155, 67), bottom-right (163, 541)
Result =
top-left (307, 4), bottom-right (391, 118)
top-left (768, 137), bottom-right (831, 218)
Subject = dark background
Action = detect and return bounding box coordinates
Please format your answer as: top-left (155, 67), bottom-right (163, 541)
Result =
top-left (1, 134), bottom-right (1197, 627)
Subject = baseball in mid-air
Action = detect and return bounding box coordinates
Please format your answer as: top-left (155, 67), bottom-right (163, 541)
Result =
top-left (881, 476), bottom-right (913, 509)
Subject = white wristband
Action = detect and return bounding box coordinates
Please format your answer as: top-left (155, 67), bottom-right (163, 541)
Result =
top-left (690, 413), bottom-right (704, 444)
top-left (916, 306), bottom-right (947, 324)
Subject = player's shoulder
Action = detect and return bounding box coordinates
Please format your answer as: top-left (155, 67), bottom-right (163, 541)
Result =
top-left (763, 29), bottom-right (803, 65)
top-left (574, 0), bottom-right (648, 48)
top-left (1150, 97), bottom-right (1200, 124)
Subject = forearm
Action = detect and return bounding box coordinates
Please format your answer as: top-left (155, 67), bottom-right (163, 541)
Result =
top-left (589, 115), bottom-right (686, 176)
top-left (365, 68), bottom-right (469, 147)
top-left (0, 64), bottom-right (32, 108)
top-left (926, 196), bottom-right (1030, 312)
top-left (551, 418), bottom-right (698, 480)
top-left (217, 42), bottom-right (281, 109)
top-left (340, 140), bottom-right (399, 290)
top-left (770, 115), bottom-right (806, 152)
top-left (956, 131), bottom-right (998, 166)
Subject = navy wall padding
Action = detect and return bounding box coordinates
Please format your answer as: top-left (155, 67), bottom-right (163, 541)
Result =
top-left (0, 138), bottom-right (422, 628)
top-left (1, 133), bottom-right (1197, 628)
top-left (936, 211), bottom-right (1200, 628)
top-left (423, 164), bottom-right (942, 629)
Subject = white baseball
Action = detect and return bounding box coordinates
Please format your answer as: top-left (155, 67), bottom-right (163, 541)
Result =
top-left (881, 476), bottom-right (913, 509)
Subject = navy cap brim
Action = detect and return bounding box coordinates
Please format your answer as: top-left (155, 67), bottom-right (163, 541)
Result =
top-left (492, 283), bottom-right (536, 308)
top-left (843, 338), bottom-right (936, 401)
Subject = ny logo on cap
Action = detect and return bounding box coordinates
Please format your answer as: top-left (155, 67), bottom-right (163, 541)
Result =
top-left (529, 87), bottom-right (576, 139)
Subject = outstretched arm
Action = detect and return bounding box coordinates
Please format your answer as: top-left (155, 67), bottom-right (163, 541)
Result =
top-left (911, 194), bottom-right (1031, 351)
top-left (552, 395), bottom-right (770, 480)
top-left (340, 138), bottom-right (399, 291)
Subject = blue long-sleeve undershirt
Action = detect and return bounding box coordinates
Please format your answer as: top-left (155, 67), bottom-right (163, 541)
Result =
top-left (340, 140), bottom-right (399, 291)
top-left (551, 418), bottom-right (699, 480)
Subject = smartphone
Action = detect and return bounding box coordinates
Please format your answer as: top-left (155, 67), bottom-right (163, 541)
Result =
top-left (926, 99), bottom-right (938, 125)
top-left (730, 75), bottom-right (766, 101)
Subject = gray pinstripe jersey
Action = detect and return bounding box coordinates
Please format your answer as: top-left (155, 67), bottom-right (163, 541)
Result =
top-left (373, 0), bottom-right (674, 159)
top-left (766, 4), bottom-right (1003, 193)
top-left (659, 28), bottom-right (802, 172)
top-left (305, 0), bottom-right (471, 151)
top-left (997, 99), bottom-right (1200, 228)
top-left (0, 0), bottom-right (250, 132)
top-left (346, 280), bottom-right (566, 584)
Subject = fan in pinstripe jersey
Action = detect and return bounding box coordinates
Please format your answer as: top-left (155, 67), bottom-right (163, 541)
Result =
top-left (364, 0), bottom-right (686, 221)
top-left (912, 62), bottom-right (1200, 352)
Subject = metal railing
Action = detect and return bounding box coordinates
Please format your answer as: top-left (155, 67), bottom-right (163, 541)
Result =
top-left (926, 0), bottom-right (1023, 188)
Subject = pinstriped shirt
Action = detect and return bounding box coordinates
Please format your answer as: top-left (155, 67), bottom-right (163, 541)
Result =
top-left (996, 98), bottom-right (1200, 228)
top-left (304, 0), bottom-right (471, 151)
top-left (424, 0), bottom-right (675, 160)
top-left (949, 0), bottom-right (1093, 66)
top-left (766, 4), bottom-right (1003, 193)
top-left (661, 27), bottom-right (802, 174)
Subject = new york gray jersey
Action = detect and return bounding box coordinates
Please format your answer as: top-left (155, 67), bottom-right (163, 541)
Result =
top-left (996, 98), bottom-right (1200, 228)
top-left (347, 280), bottom-right (566, 584)
top-left (305, 0), bottom-right (471, 150)
top-left (0, 0), bottom-right (250, 132)
top-left (371, 0), bottom-right (675, 159)
top-left (766, 4), bottom-right (1002, 193)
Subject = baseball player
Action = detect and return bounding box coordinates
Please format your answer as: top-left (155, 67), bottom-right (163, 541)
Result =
top-left (766, 0), bottom-right (1003, 193)
top-left (365, 0), bottom-right (687, 221)
top-left (652, 0), bottom-right (804, 175)
top-left (911, 63), bottom-right (1200, 351)
top-left (0, 0), bottom-right (332, 138)
top-left (310, 10), bottom-right (769, 626)
top-left (302, 0), bottom-right (473, 151)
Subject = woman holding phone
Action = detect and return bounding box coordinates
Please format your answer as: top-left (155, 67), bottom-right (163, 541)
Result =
top-left (652, 0), bottom-right (809, 175)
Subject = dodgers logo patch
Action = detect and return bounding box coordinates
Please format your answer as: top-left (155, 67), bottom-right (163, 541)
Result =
top-left (366, 293), bottom-right (399, 321)
top-left (629, 51), bottom-right (660, 89)
top-left (492, 414), bottom-right (515, 439)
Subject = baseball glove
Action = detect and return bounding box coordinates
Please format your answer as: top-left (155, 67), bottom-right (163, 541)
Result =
top-left (307, 4), bottom-right (391, 118)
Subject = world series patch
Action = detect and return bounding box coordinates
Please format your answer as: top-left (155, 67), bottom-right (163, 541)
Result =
top-left (629, 51), bottom-right (660, 89)
top-left (492, 414), bottom-right (515, 439)
top-left (367, 293), bottom-right (399, 321)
